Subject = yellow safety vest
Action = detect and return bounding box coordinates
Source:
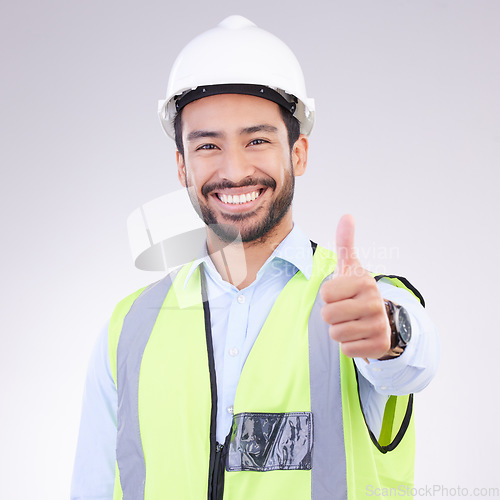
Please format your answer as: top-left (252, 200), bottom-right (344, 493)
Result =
top-left (109, 245), bottom-right (419, 499)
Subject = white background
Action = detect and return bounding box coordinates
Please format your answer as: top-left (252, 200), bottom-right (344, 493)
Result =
top-left (1, 1), bottom-right (499, 498)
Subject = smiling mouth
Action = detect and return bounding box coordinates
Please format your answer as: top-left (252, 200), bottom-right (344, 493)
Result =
top-left (215, 189), bottom-right (263, 205)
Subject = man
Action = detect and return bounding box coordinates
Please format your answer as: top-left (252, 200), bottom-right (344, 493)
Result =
top-left (71, 15), bottom-right (439, 500)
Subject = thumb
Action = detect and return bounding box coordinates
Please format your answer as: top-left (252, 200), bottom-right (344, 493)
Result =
top-left (336, 214), bottom-right (361, 275)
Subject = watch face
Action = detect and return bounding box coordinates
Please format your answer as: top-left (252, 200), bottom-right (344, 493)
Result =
top-left (397, 307), bottom-right (412, 344)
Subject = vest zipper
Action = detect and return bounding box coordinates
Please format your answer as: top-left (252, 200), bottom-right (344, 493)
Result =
top-left (211, 430), bottom-right (232, 499)
top-left (211, 443), bottom-right (224, 499)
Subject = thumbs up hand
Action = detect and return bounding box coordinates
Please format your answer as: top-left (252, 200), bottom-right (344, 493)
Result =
top-left (320, 215), bottom-right (392, 360)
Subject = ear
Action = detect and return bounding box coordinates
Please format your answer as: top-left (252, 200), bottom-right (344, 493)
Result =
top-left (292, 135), bottom-right (308, 177)
top-left (176, 151), bottom-right (187, 187)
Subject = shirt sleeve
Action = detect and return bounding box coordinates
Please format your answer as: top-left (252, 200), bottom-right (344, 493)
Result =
top-left (71, 323), bottom-right (117, 500)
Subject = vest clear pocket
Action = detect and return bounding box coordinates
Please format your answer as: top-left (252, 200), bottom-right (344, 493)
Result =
top-left (226, 411), bottom-right (313, 472)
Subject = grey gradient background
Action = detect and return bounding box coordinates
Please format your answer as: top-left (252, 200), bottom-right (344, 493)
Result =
top-left (1, 1), bottom-right (499, 498)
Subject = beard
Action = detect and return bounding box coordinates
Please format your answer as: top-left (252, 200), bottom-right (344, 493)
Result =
top-left (186, 163), bottom-right (295, 243)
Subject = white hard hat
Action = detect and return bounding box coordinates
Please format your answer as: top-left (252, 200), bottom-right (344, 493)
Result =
top-left (158, 15), bottom-right (315, 139)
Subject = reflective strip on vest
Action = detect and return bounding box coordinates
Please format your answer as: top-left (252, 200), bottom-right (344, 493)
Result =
top-left (115, 272), bottom-right (178, 499)
top-left (308, 275), bottom-right (348, 499)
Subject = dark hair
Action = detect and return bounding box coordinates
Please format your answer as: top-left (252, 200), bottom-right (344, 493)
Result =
top-left (174, 102), bottom-right (300, 158)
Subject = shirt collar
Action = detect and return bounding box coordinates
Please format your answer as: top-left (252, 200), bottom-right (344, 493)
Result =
top-left (183, 224), bottom-right (314, 288)
top-left (262, 224), bottom-right (313, 280)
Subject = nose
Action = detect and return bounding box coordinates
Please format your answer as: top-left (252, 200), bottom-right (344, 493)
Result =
top-left (218, 145), bottom-right (255, 183)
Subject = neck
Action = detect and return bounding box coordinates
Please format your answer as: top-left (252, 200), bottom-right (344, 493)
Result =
top-left (206, 217), bottom-right (293, 290)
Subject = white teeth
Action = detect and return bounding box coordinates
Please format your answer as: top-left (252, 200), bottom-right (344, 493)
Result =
top-left (218, 190), bottom-right (261, 204)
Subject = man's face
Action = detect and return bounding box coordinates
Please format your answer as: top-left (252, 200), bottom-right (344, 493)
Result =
top-left (176, 94), bottom-right (308, 243)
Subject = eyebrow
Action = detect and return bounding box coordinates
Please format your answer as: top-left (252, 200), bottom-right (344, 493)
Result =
top-left (186, 130), bottom-right (225, 142)
top-left (240, 124), bottom-right (279, 135)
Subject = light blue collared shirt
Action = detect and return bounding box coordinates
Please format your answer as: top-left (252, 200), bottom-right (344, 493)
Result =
top-left (71, 225), bottom-right (439, 500)
top-left (184, 225), bottom-right (315, 443)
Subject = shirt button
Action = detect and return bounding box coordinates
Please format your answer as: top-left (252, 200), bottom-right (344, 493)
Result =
top-left (380, 386), bottom-right (387, 391)
top-left (237, 295), bottom-right (245, 304)
top-left (227, 405), bottom-right (234, 415)
top-left (372, 367), bottom-right (382, 372)
top-left (229, 347), bottom-right (239, 357)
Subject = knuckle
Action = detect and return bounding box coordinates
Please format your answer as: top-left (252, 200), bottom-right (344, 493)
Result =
top-left (374, 314), bottom-right (389, 333)
top-left (329, 324), bottom-right (344, 342)
top-left (319, 282), bottom-right (329, 301)
top-left (341, 343), bottom-right (354, 358)
top-left (361, 274), bottom-right (374, 288)
top-left (367, 284), bottom-right (381, 301)
top-left (320, 280), bottom-right (335, 302)
top-left (366, 299), bottom-right (381, 316)
top-left (328, 325), bottom-right (338, 341)
top-left (375, 334), bottom-right (390, 352)
top-left (321, 304), bottom-right (332, 323)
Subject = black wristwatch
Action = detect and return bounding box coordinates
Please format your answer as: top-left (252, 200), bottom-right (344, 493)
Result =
top-left (382, 300), bottom-right (412, 358)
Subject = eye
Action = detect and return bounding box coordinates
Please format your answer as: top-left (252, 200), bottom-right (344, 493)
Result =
top-left (248, 138), bottom-right (269, 146)
top-left (196, 143), bottom-right (219, 151)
